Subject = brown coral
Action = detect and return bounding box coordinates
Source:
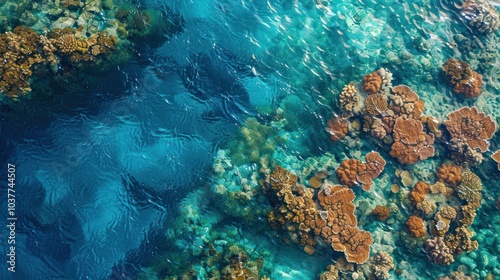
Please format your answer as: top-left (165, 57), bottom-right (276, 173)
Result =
top-left (263, 167), bottom-right (373, 265)
top-left (0, 26), bottom-right (44, 100)
top-left (492, 150), bottom-right (500, 170)
top-left (409, 181), bottom-right (430, 207)
top-left (442, 58), bottom-right (483, 98)
top-left (390, 117), bottom-right (435, 164)
top-left (456, 170), bottom-right (482, 207)
top-left (437, 163), bottom-right (462, 187)
top-left (319, 264), bottom-right (339, 280)
top-left (55, 34), bottom-right (77, 54)
top-left (364, 151), bottom-right (386, 180)
top-left (370, 251), bottom-right (394, 280)
top-left (336, 152), bottom-right (385, 191)
top-left (339, 82), bottom-right (359, 114)
top-left (329, 225), bottom-right (374, 264)
top-left (371, 205), bottom-right (390, 221)
top-left (406, 215), bottom-right (426, 238)
top-left (389, 85), bottom-right (425, 119)
top-left (364, 94), bottom-right (389, 115)
top-left (318, 186), bottom-right (358, 233)
top-left (424, 237), bottom-right (455, 266)
top-left (444, 106), bottom-right (496, 153)
top-left (444, 226), bottom-right (478, 255)
top-left (362, 71), bottom-right (383, 94)
top-left (326, 116), bottom-right (348, 141)
top-left (336, 158), bottom-right (366, 188)
top-left (459, 204), bottom-right (476, 226)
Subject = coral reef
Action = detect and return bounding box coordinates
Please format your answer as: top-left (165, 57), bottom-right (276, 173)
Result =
top-left (370, 251), bottom-right (394, 280)
top-left (492, 150), bottom-right (500, 170)
top-left (0, 26), bottom-right (48, 100)
top-left (362, 70), bottom-right (383, 94)
top-left (0, 25), bottom-right (119, 100)
top-left (460, 0), bottom-right (500, 34)
top-left (437, 163), bottom-right (462, 187)
top-left (406, 215), bottom-right (426, 238)
top-left (444, 106), bottom-right (496, 166)
top-left (390, 117), bottom-right (435, 165)
top-left (227, 118), bottom-right (279, 165)
top-left (336, 152), bottom-right (386, 191)
top-left (262, 165), bottom-right (374, 264)
top-left (442, 58), bottom-right (483, 98)
top-left (326, 116), bottom-right (349, 141)
top-left (424, 237), bottom-right (455, 266)
top-left (371, 205), bottom-right (390, 221)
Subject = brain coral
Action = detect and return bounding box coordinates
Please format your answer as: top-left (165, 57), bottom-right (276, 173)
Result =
top-left (442, 58), bottom-right (483, 98)
top-left (444, 106), bottom-right (496, 153)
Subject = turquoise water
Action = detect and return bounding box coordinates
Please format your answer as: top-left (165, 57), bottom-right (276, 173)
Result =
top-left (0, 0), bottom-right (500, 279)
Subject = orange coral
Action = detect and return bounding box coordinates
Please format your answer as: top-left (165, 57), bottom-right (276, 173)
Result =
top-left (409, 181), bottom-right (430, 207)
top-left (364, 94), bottom-right (388, 115)
top-left (421, 115), bottom-right (442, 138)
top-left (263, 166), bottom-right (373, 265)
top-left (364, 151), bottom-right (386, 179)
top-left (372, 205), bottom-right (390, 221)
top-left (362, 71), bottom-right (383, 94)
top-left (326, 116), bottom-right (348, 141)
top-left (390, 117), bottom-right (435, 164)
top-left (442, 58), bottom-right (483, 98)
top-left (357, 151), bottom-right (386, 191)
top-left (437, 163), bottom-right (462, 187)
top-left (337, 159), bottom-right (366, 188)
top-left (318, 186), bottom-right (358, 233)
top-left (389, 85), bottom-right (425, 119)
top-left (406, 215), bottom-right (426, 238)
top-left (330, 225), bottom-right (374, 264)
top-left (492, 150), bottom-right (500, 170)
top-left (337, 152), bottom-right (386, 191)
top-left (444, 106), bottom-right (496, 153)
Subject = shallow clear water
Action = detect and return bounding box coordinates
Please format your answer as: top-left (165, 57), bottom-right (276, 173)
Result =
top-left (1, 0), bottom-right (500, 279)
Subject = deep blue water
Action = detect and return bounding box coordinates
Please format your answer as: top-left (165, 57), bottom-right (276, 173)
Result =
top-left (0, 0), bottom-right (280, 279)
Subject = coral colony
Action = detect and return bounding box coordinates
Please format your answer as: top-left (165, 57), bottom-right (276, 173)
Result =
top-left (2, 0), bottom-right (500, 279)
